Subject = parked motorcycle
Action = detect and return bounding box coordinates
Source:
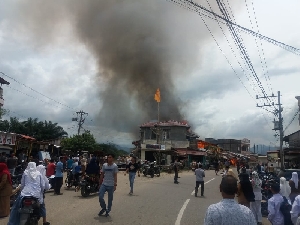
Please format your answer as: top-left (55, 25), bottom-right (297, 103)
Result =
top-left (80, 174), bottom-right (99, 197)
top-left (19, 196), bottom-right (41, 225)
top-left (152, 162), bottom-right (161, 177)
top-left (142, 163), bottom-right (155, 178)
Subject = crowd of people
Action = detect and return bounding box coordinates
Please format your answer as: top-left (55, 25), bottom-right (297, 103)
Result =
top-left (203, 160), bottom-right (300, 225)
top-left (0, 151), bottom-right (143, 224)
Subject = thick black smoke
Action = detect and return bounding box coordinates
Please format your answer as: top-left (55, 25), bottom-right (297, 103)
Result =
top-left (9, 0), bottom-right (240, 133)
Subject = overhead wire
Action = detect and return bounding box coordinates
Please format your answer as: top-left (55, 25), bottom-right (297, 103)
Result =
top-left (0, 71), bottom-right (77, 111)
top-left (284, 109), bottom-right (299, 132)
top-left (6, 85), bottom-right (75, 113)
top-left (166, 0), bottom-right (300, 56)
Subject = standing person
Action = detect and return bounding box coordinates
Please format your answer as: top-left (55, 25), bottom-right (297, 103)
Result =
top-left (291, 195), bottom-right (300, 225)
top-left (280, 177), bottom-right (291, 203)
top-left (214, 160), bottom-right (219, 175)
top-left (98, 153), bottom-right (118, 217)
top-left (36, 165), bottom-right (50, 225)
top-left (289, 172), bottom-right (300, 204)
top-left (236, 161), bottom-right (240, 174)
top-left (250, 171), bottom-right (262, 225)
top-left (46, 159), bottom-right (56, 177)
top-left (204, 175), bottom-right (256, 225)
top-left (54, 157), bottom-right (63, 195)
top-left (0, 163), bottom-right (12, 218)
top-left (6, 154), bottom-right (18, 175)
top-left (7, 162), bottom-right (45, 225)
top-left (194, 164), bottom-right (205, 197)
top-left (124, 156), bottom-right (140, 195)
top-left (173, 158), bottom-right (179, 184)
top-left (268, 183), bottom-right (284, 225)
top-left (237, 173), bottom-right (255, 208)
top-left (0, 152), bottom-right (7, 163)
top-left (256, 163), bottom-right (261, 173)
top-left (66, 157), bottom-right (73, 171)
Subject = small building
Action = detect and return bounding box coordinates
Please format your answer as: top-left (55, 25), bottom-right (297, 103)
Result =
top-left (205, 138), bottom-right (246, 153)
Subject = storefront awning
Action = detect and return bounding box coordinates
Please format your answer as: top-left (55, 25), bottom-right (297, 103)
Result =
top-left (176, 149), bottom-right (207, 156)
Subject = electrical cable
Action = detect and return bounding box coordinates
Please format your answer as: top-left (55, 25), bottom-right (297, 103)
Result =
top-left (0, 71), bottom-right (77, 111)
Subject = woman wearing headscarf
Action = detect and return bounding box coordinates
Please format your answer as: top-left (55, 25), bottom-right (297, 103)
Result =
top-left (280, 177), bottom-right (291, 203)
top-left (289, 172), bottom-right (300, 204)
top-left (0, 163), bottom-right (12, 218)
top-left (250, 171), bottom-right (262, 225)
top-left (226, 168), bottom-right (238, 181)
top-left (7, 162), bottom-right (45, 225)
top-left (237, 172), bottom-right (255, 208)
top-left (37, 165), bottom-right (50, 225)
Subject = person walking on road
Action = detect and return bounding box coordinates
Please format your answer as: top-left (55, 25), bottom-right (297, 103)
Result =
top-left (194, 164), bottom-right (205, 197)
top-left (54, 157), bottom-right (63, 195)
top-left (98, 153), bottom-right (118, 217)
top-left (250, 171), bottom-right (262, 225)
top-left (173, 158), bottom-right (179, 184)
top-left (204, 175), bottom-right (257, 225)
top-left (124, 156), bottom-right (140, 195)
top-left (214, 160), bottom-right (219, 175)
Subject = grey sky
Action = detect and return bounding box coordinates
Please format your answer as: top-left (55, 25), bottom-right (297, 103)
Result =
top-left (0, 0), bottom-right (299, 148)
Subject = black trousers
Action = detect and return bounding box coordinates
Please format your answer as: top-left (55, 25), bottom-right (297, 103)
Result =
top-left (195, 181), bottom-right (204, 196)
top-left (174, 171), bottom-right (178, 183)
top-left (54, 177), bottom-right (63, 194)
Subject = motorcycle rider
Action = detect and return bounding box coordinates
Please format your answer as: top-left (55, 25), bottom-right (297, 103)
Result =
top-left (85, 157), bottom-right (100, 183)
top-left (36, 165), bottom-right (51, 225)
top-left (7, 162), bottom-right (45, 225)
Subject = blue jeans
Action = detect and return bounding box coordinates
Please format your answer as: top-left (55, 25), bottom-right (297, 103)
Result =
top-left (99, 184), bottom-right (114, 212)
top-left (40, 203), bottom-right (46, 217)
top-left (7, 195), bottom-right (22, 225)
top-left (129, 172), bottom-right (136, 193)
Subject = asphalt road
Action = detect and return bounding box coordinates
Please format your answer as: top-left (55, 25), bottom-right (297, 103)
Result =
top-left (0, 169), bottom-right (271, 225)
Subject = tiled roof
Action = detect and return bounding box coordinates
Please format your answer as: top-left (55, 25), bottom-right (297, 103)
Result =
top-left (140, 120), bottom-right (190, 128)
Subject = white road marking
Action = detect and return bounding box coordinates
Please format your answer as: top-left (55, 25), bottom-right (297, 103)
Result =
top-left (175, 199), bottom-right (190, 225)
top-left (191, 178), bottom-right (215, 195)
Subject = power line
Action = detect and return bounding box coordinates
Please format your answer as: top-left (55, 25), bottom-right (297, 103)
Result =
top-left (167, 0), bottom-right (300, 56)
top-left (7, 85), bottom-right (75, 112)
top-left (0, 71), bottom-right (77, 111)
top-left (284, 109), bottom-right (299, 132)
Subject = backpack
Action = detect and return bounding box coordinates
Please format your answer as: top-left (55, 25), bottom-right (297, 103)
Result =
top-left (280, 196), bottom-right (293, 225)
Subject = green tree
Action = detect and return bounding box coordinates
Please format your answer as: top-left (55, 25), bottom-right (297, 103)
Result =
top-left (0, 117), bottom-right (67, 141)
top-left (61, 131), bottom-right (96, 152)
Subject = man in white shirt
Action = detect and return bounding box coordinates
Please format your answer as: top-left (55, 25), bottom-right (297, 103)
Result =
top-left (204, 176), bottom-right (256, 225)
top-left (268, 183), bottom-right (284, 225)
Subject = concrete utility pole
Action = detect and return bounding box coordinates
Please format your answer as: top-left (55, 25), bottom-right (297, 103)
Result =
top-left (72, 111), bottom-right (88, 135)
top-left (295, 96), bottom-right (300, 125)
top-left (257, 91), bottom-right (284, 170)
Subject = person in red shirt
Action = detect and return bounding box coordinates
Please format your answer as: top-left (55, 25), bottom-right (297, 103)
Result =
top-left (46, 159), bottom-right (56, 177)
